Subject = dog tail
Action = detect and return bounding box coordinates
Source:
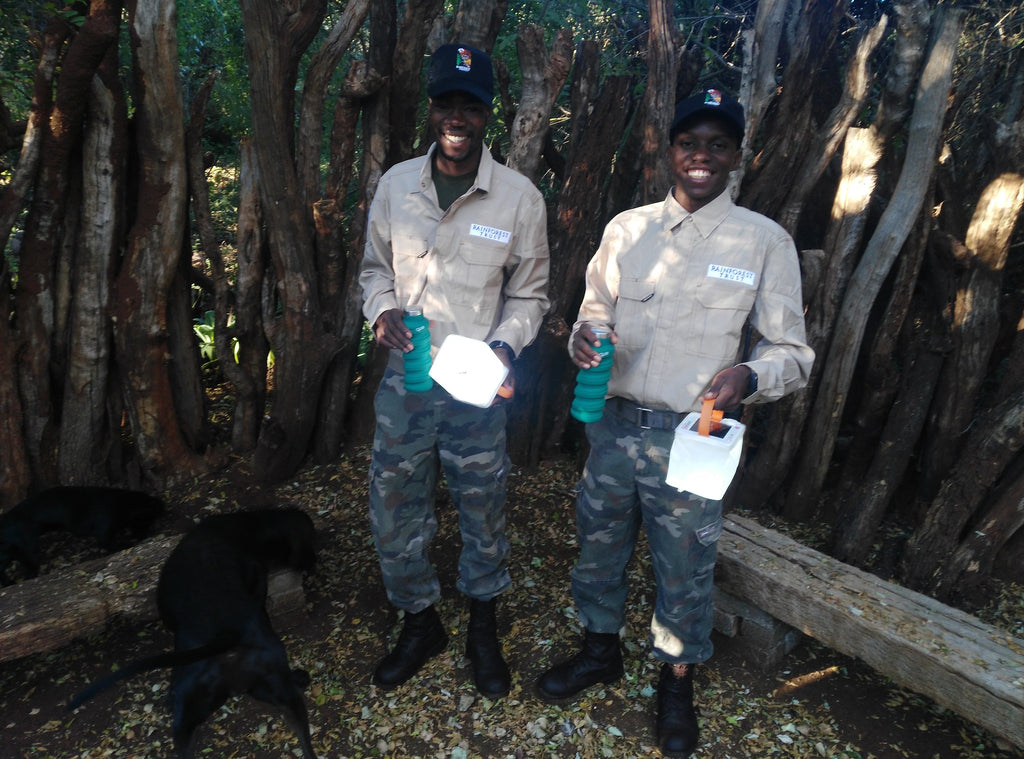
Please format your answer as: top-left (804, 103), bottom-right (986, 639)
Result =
top-left (67, 631), bottom-right (240, 710)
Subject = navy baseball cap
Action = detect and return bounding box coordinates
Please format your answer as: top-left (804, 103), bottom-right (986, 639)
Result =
top-left (670, 88), bottom-right (745, 143)
top-left (427, 44), bottom-right (494, 107)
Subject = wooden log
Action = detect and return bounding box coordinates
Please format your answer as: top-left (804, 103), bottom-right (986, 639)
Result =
top-left (0, 536), bottom-right (306, 663)
top-left (716, 514), bottom-right (1024, 749)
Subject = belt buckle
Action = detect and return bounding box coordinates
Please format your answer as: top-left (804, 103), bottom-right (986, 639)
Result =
top-left (636, 407), bottom-right (654, 429)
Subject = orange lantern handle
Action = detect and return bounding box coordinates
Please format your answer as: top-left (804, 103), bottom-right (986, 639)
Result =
top-left (698, 397), bottom-right (724, 436)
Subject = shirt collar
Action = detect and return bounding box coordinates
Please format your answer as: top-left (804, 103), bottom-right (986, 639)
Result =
top-left (419, 143), bottom-right (493, 194)
top-left (661, 187), bottom-right (734, 238)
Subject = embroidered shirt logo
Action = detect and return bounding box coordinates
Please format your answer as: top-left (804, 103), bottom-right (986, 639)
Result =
top-left (470, 224), bottom-right (511, 244)
top-left (456, 47), bottom-right (472, 72)
top-left (707, 264), bottom-right (755, 287)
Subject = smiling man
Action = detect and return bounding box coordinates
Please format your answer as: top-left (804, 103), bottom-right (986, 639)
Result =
top-left (536, 89), bottom-right (814, 756)
top-left (358, 44), bottom-right (549, 699)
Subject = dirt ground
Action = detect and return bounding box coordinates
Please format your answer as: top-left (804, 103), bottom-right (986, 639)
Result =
top-left (1, 448), bottom-right (1022, 759)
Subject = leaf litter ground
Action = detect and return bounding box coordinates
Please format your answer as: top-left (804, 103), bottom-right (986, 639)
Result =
top-left (0, 448), bottom-right (1021, 758)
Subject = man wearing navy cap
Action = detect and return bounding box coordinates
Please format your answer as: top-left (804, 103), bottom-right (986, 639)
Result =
top-left (536, 89), bottom-right (813, 756)
top-left (359, 44), bottom-right (550, 699)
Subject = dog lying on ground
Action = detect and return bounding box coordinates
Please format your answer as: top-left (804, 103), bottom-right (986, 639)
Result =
top-left (0, 486), bottom-right (166, 584)
top-left (69, 508), bottom-right (317, 759)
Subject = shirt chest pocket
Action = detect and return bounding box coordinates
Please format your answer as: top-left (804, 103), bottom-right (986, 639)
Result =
top-left (392, 233), bottom-right (430, 301)
top-left (692, 278), bottom-right (758, 359)
top-left (614, 278), bottom-right (657, 348)
top-left (448, 240), bottom-right (509, 307)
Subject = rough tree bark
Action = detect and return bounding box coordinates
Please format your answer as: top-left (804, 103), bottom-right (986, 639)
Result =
top-left (741, 0), bottom-right (849, 219)
top-left (451, 0), bottom-right (508, 51)
top-left (15, 0), bottom-right (121, 486)
top-left (917, 172), bottom-right (1024, 498)
top-left (57, 47), bottom-right (125, 484)
top-left (639, 0), bottom-right (677, 203)
top-left (296, 0), bottom-right (372, 208)
top-left (505, 25), bottom-right (572, 183)
top-left (231, 139), bottom-right (271, 451)
top-left (783, 9), bottom-right (963, 520)
top-left (735, 0), bottom-right (930, 511)
top-left (776, 16), bottom-right (887, 235)
top-left (113, 0), bottom-right (206, 483)
top-left (387, 0), bottom-right (445, 168)
top-left (900, 386), bottom-right (1024, 591)
top-left (240, 0), bottom-right (340, 481)
top-left (931, 459), bottom-right (1024, 601)
top-left (733, 0), bottom-right (792, 195)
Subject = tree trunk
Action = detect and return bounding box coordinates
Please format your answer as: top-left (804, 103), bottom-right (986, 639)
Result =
top-left (733, 0), bottom-right (792, 194)
top-left (741, 0), bottom-right (849, 218)
top-left (0, 18), bottom-right (68, 254)
top-left (296, 0), bottom-right (371, 207)
top-left (451, 0), bottom-right (508, 51)
top-left (639, 0), bottom-right (677, 203)
top-left (240, 0), bottom-right (340, 481)
top-left (776, 15), bottom-right (887, 235)
top-left (735, 127), bottom-right (883, 508)
top-left (917, 172), bottom-right (1024, 498)
top-left (16, 0), bottom-right (121, 486)
top-left (931, 459), bottom-right (1024, 601)
top-left (113, 0), bottom-right (205, 484)
top-left (900, 387), bottom-right (1024, 590)
top-left (231, 140), bottom-right (271, 451)
top-left (831, 295), bottom-right (945, 565)
top-left (832, 203), bottom-right (931, 497)
top-left (58, 50), bottom-right (126, 483)
top-left (784, 9), bottom-right (963, 521)
top-left (344, 0), bottom-right (398, 446)
top-left (387, 0), bottom-right (445, 168)
top-left (505, 24), bottom-right (572, 183)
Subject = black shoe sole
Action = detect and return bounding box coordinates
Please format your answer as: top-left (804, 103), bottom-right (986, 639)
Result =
top-left (534, 673), bottom-right (622, 704)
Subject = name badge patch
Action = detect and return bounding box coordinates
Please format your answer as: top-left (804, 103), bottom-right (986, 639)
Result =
top-left (707, 264), bottom-right (756, 287)
top-left (470, 224), bottom-right (511, 244)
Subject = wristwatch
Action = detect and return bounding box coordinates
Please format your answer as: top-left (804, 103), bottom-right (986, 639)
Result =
top-left (489, 340), bottom-right (516, 362)
top-left (746, 367), bottom-right (758, 396)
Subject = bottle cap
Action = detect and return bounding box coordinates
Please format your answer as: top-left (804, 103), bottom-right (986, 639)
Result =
top-left (404, 306), bottom-right (424, 317)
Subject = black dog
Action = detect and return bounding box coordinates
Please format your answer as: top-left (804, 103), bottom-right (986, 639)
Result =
top-left (69, 508), bottom-right (317, 759)
top-left (0, 486), bottom-right (166, 584)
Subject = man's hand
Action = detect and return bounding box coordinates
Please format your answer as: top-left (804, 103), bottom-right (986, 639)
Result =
top-left (374, 308), bottom-right (413, 352)
top-left (571, 325), bottom-right (618, 369)
top-left (705, 365), bottom-right (751, 413)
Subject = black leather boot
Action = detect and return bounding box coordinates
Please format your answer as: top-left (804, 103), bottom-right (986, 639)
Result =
top-left (535, 629), bottom-right (624, 702)
top-left (656, 662), bottom-right (699, 758)
top-left (466, 598), bottom-right (511, 698)
top-left (372, 605), bottom-right (448, 689)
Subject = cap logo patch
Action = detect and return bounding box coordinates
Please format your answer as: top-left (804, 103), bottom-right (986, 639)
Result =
top-left (704, 89), bottom-right (722, 106)
top-left (456, 47), bottom-right (472, 72)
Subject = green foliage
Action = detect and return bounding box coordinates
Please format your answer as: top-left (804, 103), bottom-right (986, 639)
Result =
top-left (178, 0), bottom-right (249, 158)
top-left (193, 310), bottom-right (221, 368)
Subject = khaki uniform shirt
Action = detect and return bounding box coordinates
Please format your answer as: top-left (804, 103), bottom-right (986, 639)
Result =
top-left (361, 145), bottom-right (550, 367)
top-left (573, 190), bottom-right (814, 413)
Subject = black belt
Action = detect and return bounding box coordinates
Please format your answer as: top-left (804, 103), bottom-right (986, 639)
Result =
top-left (607, 397), bottom-right (686, 430)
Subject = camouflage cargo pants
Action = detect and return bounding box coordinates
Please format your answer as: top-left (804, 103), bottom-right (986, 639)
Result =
top-left (571, 408), bottom-right (722, 665)
top-left (368, 367), bottom-right (511, 612)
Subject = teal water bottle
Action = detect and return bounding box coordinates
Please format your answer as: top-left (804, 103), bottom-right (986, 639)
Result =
top-left (402, 307), bottom-right (433, 392)
top-left (570, 329), bottom-right (614, 422)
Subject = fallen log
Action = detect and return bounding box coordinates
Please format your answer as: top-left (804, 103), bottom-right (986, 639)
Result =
top-left (0, 536), bottom-right (306, 662)
top-left (716, 514), bottom-right (1024, 750)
